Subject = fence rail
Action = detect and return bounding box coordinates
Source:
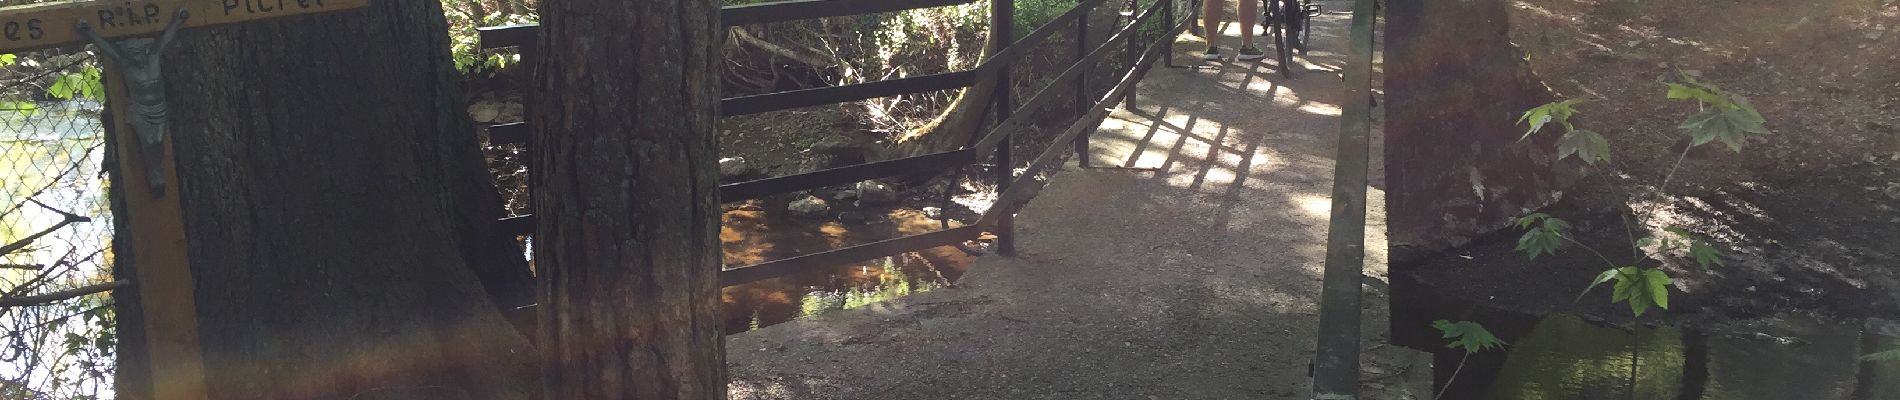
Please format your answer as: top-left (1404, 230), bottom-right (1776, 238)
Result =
top-left (479, 0), bottom-right (1189, 287)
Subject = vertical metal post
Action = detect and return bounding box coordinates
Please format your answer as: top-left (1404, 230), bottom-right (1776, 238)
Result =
top-left (1121, 0), bottom-right (1140, 110)
top-left (1073, 9), bottom-right (1091, 167)
top-left (521, 42), bottom-right (540, 211)
top-left (992, 0), bottom-right (1017, 256)
top-left (1161, 0), bottom-right (1175, 68)
top-left (1309, 0), bottom-right (1377, 398)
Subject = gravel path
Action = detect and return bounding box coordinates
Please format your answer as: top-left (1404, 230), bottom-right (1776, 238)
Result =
top-left (727, 3), bottom-right (1430, 398)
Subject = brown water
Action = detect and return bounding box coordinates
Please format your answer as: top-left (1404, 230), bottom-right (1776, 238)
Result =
top-left (718, 206), bottom-right (981, 334)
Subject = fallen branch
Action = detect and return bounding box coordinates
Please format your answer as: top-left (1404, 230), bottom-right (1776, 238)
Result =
top-left (0, 199), bottom-right (92, 256)
top-left (0, 264), bottom-right (42, 270)
top-left (729, 26), bottom-right (831, 69)
top-left (0, 280), bottom-right (129, 308)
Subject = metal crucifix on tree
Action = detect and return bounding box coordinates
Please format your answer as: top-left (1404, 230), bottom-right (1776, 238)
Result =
top-left (0, 1), bottom-right (369, 398)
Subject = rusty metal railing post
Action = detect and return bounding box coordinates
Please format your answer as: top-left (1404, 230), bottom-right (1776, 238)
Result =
top-left (1310, 0), bottom-right (1377, 398)
top-left (1161, 0), bottom-right (1175, 68)
top-left (992, 0), bottom-right (1017, 256)
top-left (1073, 7), bottom-right (1091, 167)
top-left (1121, 0), bottom-right (1140, 110)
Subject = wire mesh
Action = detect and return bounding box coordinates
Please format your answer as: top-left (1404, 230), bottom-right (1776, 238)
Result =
top-left (0, 41), bottom-right (116, 399)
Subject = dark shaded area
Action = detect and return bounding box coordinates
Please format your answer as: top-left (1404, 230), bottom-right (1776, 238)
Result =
top-left (1381, 0), bottom-right (1581, 263)
top-left (160, 2), bottom-right (539, 397)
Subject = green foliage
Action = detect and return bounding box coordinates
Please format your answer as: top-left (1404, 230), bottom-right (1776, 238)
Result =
top-left (1865, 348), bottom-right (1900, 362)
top-left (1666, 74), bottom-right (1768, 151)
top-left (1688, 240), bottom-right (1721, 268)
top-left (1601, 266), bottom-right (1673, 316)
top-left (1517, 98), bottom-right (1586, 141)
top-left (1509, 68), bottom-right (1768, 319)
top-left (1555, 129), bottom-right (1611, 165)
top-left (0, 100), bottom-right (38, 115)
top-left (1514, 213), bottom-right (1569, 260)
top-left (1519, 98), bottom-right (1612, 165)
top-left (1434, 320), bottom-right (1506, 354)
top-left (443, 0), bottom-right (538, 74)
top-left (47, 66), bottom-right (105, 101)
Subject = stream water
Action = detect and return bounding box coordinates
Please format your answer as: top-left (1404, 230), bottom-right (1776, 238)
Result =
top-left (716, 206), bottom-right (980, 334)
top-left (1412, 310), bottom-right (1899, 400)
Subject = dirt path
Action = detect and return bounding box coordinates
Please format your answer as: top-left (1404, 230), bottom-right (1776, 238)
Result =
top-left (726, 3), bottom-right (1431, 398)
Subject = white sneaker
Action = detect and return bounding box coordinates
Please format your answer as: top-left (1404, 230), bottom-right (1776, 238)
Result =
top-left (1202, 47), bottom-right (1223, 61)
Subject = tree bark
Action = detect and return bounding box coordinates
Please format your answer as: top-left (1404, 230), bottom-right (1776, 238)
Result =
top-left (143, 1), bottom-right (540, 398)
top-left (533, 0), bottom-right (728, 398)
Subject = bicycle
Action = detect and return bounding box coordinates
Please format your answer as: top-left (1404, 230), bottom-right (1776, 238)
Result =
top-left (1261, 0), bottom-right (1320, 77)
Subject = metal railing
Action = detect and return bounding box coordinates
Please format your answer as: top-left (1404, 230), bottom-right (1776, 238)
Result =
top-left (477, 0), bottom-right (1194, 287)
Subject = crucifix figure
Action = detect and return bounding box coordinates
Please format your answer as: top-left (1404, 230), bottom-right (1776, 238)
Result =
top-left (77, 8), bottom-right (190, 195)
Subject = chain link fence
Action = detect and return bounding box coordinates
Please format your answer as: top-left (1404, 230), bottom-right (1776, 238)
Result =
top-left (0, 31), bottom-right (116, 400)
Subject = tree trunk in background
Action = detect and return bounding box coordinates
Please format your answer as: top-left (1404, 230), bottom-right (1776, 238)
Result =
top-left (886, 34), bottom-right (998, 160)
top-left (150, 1), bottom-right (540, 398)
top-left (533, 0), bottom-right (728, 398)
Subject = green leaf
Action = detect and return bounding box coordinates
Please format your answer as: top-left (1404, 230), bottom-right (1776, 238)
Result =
top-left (1542, 218), bottom-right (1571, 232)
top-left (48, 73), bottom-right (77, 99)
top-left (81, 66), bottom-right (105, 100)
top-left (1556, 129), bottom-right (1611, 165)
top-left (1514, 214), bottom-right (1570, 260)
top-left (1434, 320), bottom-right (1507, 354)
top-left (1680, 109), bottom-right (1724, 146)
top-left (1689, 240), bottom-right (1722, 268)
top-left (1517, 213), bottom-right (1550, 229)
top-left (1866, 348), bottom-right (1900, 362)
top-left (1517, 229), bottom-right (1561, 260)
top-left (1577, 268), bottom-right (1620, 303)
top-left (1670, 79), bottom-right (1769, 152)
top-left (1611, 267), bottom-right (1640, 303)
top-left (1644, 268), bottom-right (1672, 310)
top-left (0, 54), bottom-right (15, 66)
top-left (1518, 99), bottom-right (1586, 141)
top-left (1666, 82), bottom-right (1729, 107)
top-left (1, 100), bottom-right (38, 116)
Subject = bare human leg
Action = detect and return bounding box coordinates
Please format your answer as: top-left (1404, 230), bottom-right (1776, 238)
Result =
top-left (1239, 0), bottom-right (1257, 46)
top-left (1202, 0), bottom-right (1222, 45)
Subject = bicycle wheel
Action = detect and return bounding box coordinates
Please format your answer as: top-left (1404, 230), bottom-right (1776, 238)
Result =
top-left (1263, 0), bottom-right (1291, 77)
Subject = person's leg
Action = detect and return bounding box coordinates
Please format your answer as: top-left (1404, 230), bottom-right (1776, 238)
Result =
top-left (1202, 0), bottom-right (1224, 59)
top-left (1234, 0), bottom-right (1265, 60)
top-left (1239, 0), bottom-right (1257, 45)
top-left (1203, 0), bottom-right (1222, 38)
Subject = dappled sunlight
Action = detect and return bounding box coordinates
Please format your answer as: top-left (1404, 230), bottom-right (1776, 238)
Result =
top-left (1297, 101), bottom-right (1343, 116)
top-left (725, 2), bottom-right (1429, 396)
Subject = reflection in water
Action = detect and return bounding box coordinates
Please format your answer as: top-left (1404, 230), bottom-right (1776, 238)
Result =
top-left (1481, 315), bottom-right (1685, 399)
top-left (719, 206), bottom-right (977, 334)
top-left (1444, 313), bottom-right (1898, 400)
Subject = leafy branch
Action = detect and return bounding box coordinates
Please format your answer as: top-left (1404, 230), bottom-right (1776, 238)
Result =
top-left (1511, 73), bottom-right (1767, 318)
top-left (1432, 320), bottom-right (1504, 400)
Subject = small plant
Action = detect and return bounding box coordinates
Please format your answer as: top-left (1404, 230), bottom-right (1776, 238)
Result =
top-left (1435, 320), bottom-right (1506, 353)
top-left (1511, 71), bottom-right (1765, 318)
top-left (1433, 320), bottom-right (1504, 400)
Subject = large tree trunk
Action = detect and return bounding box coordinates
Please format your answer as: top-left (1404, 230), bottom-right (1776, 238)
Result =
top-left (121, 1), bottom-right (541, 398)
top-left (532, 0), bottom-right (728, 398)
